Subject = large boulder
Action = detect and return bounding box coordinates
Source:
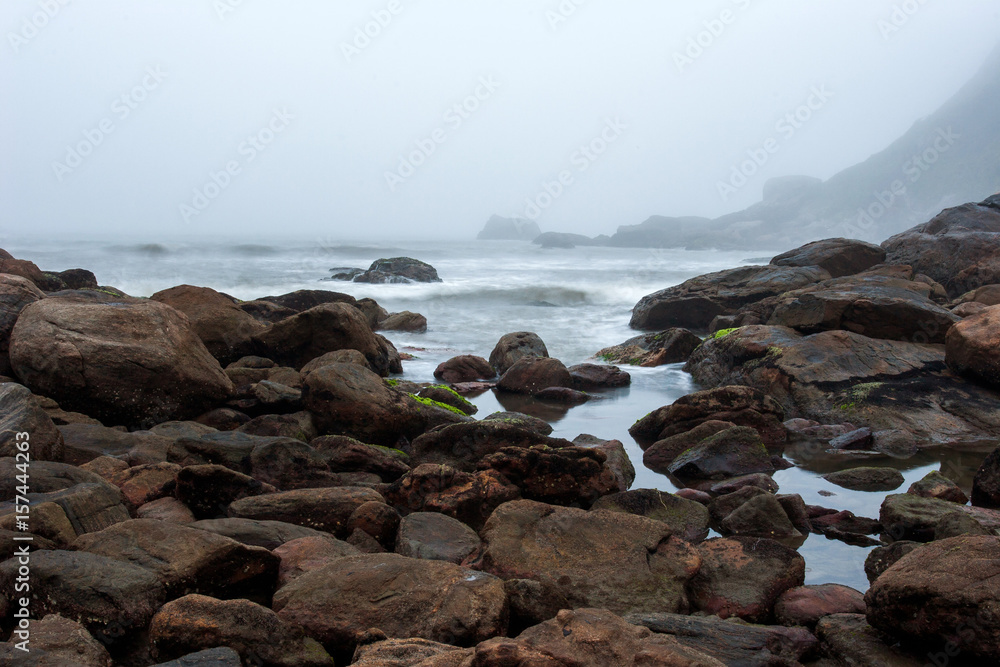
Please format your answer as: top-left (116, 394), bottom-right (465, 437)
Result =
top-left (0, 256), bottom-right (63, 291)
top-left (642, 420), bottom-right (736, 474)
top-left (0, 550), bottom-right (165, 643)
top-left (630, 386), bottom-right (786, 449)
top-left (302, 363), bottom-right (427, 446)
top-left (592, 489), bottom-right (710, 543)
top-left (946, 304), bottom-right (1000, 388)
top-left (311, 435), bottom-right (411, 482)
top-left (488, 332), bottom-right (548, 375)
top-left (973, 446), bottom-right (1000, 509)
top-left (630, 265), bottom-right (831, 331)
top-left (478, 446), bottom-right (619, 508)
top-left (150, 285), bottom-right (265, 365)
top-left (687, 537), bottom-right (806, 623)
top-left (433, 355), bottom-right (495, 383)
top-left (253, 289), bottom-right (357, 314)
top-left (253, 302), bottom-right (391, 373)
top-left (9, 299), bottom-right (233, 427)
top-left (190, 518), bottom-right (330, 550)
top-left (816, 614), bottom-right (925, 666)
top-left (496, 357), bottom-right (574, 395)
top-left (767, 273), bottom-right (959, 343)
top-left (273, 535), bottom-right (359, 586)
top-left (666, 426), bottom-right (775, 480)
top-left (0, 274), bottom-right (45, 375)
top-left (770, 238), bottom-right (886, 277)
top-left (227, 486), bottom-right (384, 538)
top-left (882, 199), bottom-right (1000, 296)
top-left (409, 420), bottom-right (573, 472)
top-left (149, 594), bottom-right (333, 667)
top-left (395, 512), bottom-right (482, 564)
top-left (865, 535), bottom-right (1000, 661)
top-left (0, 383), bottom-right (64, 460)
top-left (595, 329), bottom-right (702, 367)
top-left (73, 519), bottom-right (279, 602)
top-left (377, 311), bottom-right (427, 333)
top-left (774, 584), bottom-right (866, 629)
top-left (685, 325), bottom-right (1000, 444)
top-left (0, 613), bottom-right (112, 667)
top-left (478, 499), bottom-right (702, 615)
top-left (273, 553), bottom-right (507, 652)
top-left (353, 257), bottom-right (441, 284)
top-left (879, 493), bottom-right (1000, 541)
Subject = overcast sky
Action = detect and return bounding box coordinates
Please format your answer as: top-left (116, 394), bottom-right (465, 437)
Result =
top-left (1, 0), bottom-right (998, 241)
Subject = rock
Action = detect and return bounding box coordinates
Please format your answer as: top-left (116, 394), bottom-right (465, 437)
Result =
top-left (228, 486), bottom-right (384, 538)
top-left (479, 446), bottom-right (619, 508)
top-left (251, 381), bottom-right (302, 413)
top-left (496, 356), bottom-right (573, 395)
top-left (816, 614), bottom-right (924, 667)
top-left (571, 434), bottom-right (635, 492)
top-left (667, 426), bottom-right (775, 480)
top-left (353, 257), bottom-right (442, 284)
top-left (688, 537), bottom-right (805, 622)
top-left (774, 584), bottom-right (866, 628)
top-left (0, 256), bottom-right (63, 291)
top-left (175, 464), bottom-right (274, 519)
top-left (9, 299), bottom-right (233, 427)
top-left (237, 412), bottom-right (317, 442)
top-left (0, 550), bottom-right (165, 643)
top-left (642, 420), bottom-right (737, 473)
top-left (409, 420), bottom-right (572, 472)
top-left (354, 297), bottom-right (389, 329)
top-left (766, 273), bottom-right (959, 343)
top-left (300, 349), bottom-right (371, 375)
top-left (626, 612), bottom-right (818, 666)
top-left (953, 301), bottom-right (989, 317)
top-left (312, 435), bottom-right (411, 482)
top-left (8, 482), bottom-right (130, 539)
top-left (0, 274), bottom-right (45, 375)
top-left (776, 494), bottom-right (813, 535)
top-left (247, 437), bottom-right (344, 490)
top-left (882, 199), bottom-right (1000, 296)
top-left (488, 332), bottom-right (549, 375)
top-left (253, 302), bottom-right (391, 373)
top-left (809, 510), bottom-right (882, 546)
top-left (150, 285), bottom-right (265, 365)
top-left (719, 494), bottom-right (801, 538)
top-left (0, 383), bottom-right (65, 461)
top-left (138, 497), bottom-right (197, 524)
top-left (0, 613), bottom-right (112, 667)
top-left (195, 407), bottom-right (251, 431)
top-left (707, 486), bottom-right (768, 524)
top-left (770, 237), bottom-right (887, 277)
top-left (253, 289), bottom-right (357, 314)
top-left (274, 553), bottom-right (506, 652)
top-left (482, 411), bottom-right (552, 435)
top-left (152, 421), bottom-right (219, 439)
top-left (433, 355), bottom-right (495, 383)
top-left (378, 311), bottom-right (427, 333)
top-left (303, 363), bottom-right (428, 446)
top-left (272, 535), bottom-right (359, 587)
top-left (477, 214), bottom-right (541, 241)
top-left (822, 467), bottom-right (904, 492)
top-left (630, 264), bottom-right (832, 331)
top-left (395, 512), bottom-right (481, 564)
top-left (630, 386), bottom-right (786, 449)
top-left (595, 329), bottom-right (702, 367)
top-left (149, 647), bottom-right (243, 667)
top-left (908, 470), bottom-right (969, 504)
top-left (934, 512), bottom-right (992, 539)
top-left (149, 594), bottom-right (333, 666)
top-left (864, 541), bottom-right (922, 584)
top-left (73, 519), bottom-right (279, 603)
top-left (478, 500), bottom-right (701, 615)
top-left (474, 608), bottom-right (725, 666)
top-left (382, 464), bottom-right (520, 531)
top-left (190, 518), bottom-right (330, 550)
top-left (946, 304), bottom-right (1000, 387)
top-left (685, 325), bottom-right (1000, 444)
top-left (592, 489), bottom-right (710, 543)
top-left (532, 231), bottom-right (596, 248)
top-left (109, 462), bottom-right (181, 508)
top-left (828, 426), bottom-right (875, 451)
top-left (416, 385), bottom-right (478, 416)
top-left (351, 638), bottom-right (469, 666)
top-left (710, 473), bottom-right (779, 495)
top-left (347, 501), bottom-right (400, 550)
top-left (566, 363), bottom-right (631, 390)
top-left (879, 494), bottom-right (1000, 542)
top-left (532, 386), bottom-right (591, 404)
top-left (0, 499), bottom-right (76, 546)
top-left (973, 445), bottom-right (1000, 508)
top-left (865, 535), bottom-right (1000, 661)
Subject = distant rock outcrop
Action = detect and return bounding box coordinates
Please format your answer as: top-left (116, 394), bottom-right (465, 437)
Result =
top-left (477, 215), bottom-right (541, 241)
top-left (329, 257), bottom-right (441, 284)
top-left (532, 232), bottom-right (596, 249)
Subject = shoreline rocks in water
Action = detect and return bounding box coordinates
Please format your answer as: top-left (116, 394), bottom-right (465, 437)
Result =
top-left (1, 197), bottom-right (999, 663)
top-left (329, 256), bottom-right (442, 284)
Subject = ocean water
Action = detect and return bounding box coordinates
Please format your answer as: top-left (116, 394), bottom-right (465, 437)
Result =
top-left (5, 235), bottom-right (992, 592)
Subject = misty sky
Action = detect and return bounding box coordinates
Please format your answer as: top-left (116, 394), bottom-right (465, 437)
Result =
top-left (1, 0), bottom-right (998, 241)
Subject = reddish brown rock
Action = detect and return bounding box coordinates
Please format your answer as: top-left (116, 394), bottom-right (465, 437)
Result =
top-left (774, 584), bottom-right (866, 628)
top-left (434, 355), bottom-right (496, 383)
top-left (945, 305), bottom-right (1000, 387)
top-left (479, 446), bottom-right (619, 508)
top-left (273, 535), bottom-right (358, 587)
top-left (227, 486), bottom-right (384, 538)
top-left (497, 356), bottom-right (573, 395)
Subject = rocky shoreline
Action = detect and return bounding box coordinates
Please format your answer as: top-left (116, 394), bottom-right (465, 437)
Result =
top-left (0, 198), bottom-right (999, 666)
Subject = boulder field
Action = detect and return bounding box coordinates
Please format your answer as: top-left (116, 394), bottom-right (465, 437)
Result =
top-left (0, 198), bottom-right (999, 665)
